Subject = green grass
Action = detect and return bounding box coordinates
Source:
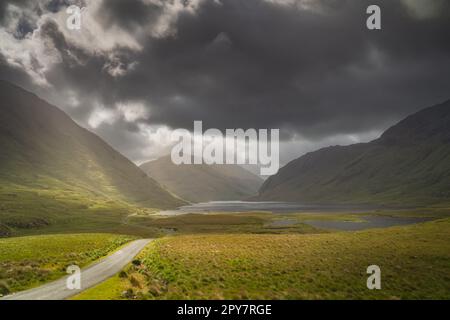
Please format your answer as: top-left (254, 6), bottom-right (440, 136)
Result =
top-left (0, 233), bottom-right (136, 295)
top-left (128, 212), bottom-right (323, 235)
top-left (72, 273), bottom-right (132, 300)
top-left (75, 218), bottom-right (450, 300)
top-left (125, 207), bottom-right (450, 236)
top-left (0, 181), bottom-right (166, 238)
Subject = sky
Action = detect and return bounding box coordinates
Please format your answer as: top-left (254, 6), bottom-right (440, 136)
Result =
top-left (0, 0), bottom-right (449, 167)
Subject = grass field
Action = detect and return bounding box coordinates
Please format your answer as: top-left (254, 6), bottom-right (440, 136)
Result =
top-left (130, 212), bottom-right (323, 235)
top-left (0, 188), bottom-right (314, 239)
top-left (0, 181), bottom-right (165, 238)
top-left (75, 218), bottom-right (450, 300)
top-left (0, 233), bottom-right (135, 296)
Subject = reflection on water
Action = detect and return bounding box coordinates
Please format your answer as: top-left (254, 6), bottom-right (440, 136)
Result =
top-left (159, 201), bottom-right (378, 216)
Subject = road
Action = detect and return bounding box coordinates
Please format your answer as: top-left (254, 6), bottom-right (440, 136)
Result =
top-left (1, 238), bottom-right (152, 300)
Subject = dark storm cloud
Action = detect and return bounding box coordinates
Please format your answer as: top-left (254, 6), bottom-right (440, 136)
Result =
top-left (0, 52), bottom-right (34, 89)
top-left (39, 20), bottom-right (92, 66)
top-left (0, 0), bottom-right (85, 39)
top-left (1, 0), bottom-right (450, 161)
top-left (0, 1), bottom-right (30, 25)
top-left (86, 0), bottom-right (450, 138)
top-left (97, 0), bottom-right (164, 32)
top-left (45, 0), bottom-right (86, 13)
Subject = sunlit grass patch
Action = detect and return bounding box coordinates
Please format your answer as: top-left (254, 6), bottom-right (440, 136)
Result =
top-left (0, 233), bottom-right (135, 295)
top-left (81, 218), bottom-right (450, 300)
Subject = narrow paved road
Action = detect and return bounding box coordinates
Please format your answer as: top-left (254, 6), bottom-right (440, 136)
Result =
top-left (1, 239), bottom-right (152, 300)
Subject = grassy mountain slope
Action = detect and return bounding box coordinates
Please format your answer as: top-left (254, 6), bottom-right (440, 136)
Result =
top-left (258, 100), bottom-right (450, 206)
top-left (0, 81), bottom-right (184, 236)
top-left (140, 156), bottom-right (263, 202)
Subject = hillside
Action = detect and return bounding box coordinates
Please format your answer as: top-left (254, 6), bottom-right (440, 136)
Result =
top-left (0, 81), bottom-right (184, 236)
top-left (140, 156), bottom-right (263, 202)
top-left (257, 100), bottom-right (450, 206)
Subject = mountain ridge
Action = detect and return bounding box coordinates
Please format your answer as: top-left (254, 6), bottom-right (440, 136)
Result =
top-left (0, 80), bottom-right (184, 236)
top-left (257, 100), bottom-right (450, 206)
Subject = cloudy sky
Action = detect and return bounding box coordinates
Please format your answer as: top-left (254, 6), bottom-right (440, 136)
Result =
top-left (0, 0), bottom-right (449, 166)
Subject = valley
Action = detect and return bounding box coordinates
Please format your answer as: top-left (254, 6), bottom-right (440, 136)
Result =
top-left (0, 81), bottom-right (449, 300)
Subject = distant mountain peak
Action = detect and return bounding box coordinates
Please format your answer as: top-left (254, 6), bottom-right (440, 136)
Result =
top-left (378, 99), bottom-right (450, 145)
top-left (140, 155), bottom-right (263, 203)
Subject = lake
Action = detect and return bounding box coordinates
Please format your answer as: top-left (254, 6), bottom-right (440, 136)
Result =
top-left (159, 201), bottom-right (379, 215)
top-left (159, 201), bottom-right (432, 231)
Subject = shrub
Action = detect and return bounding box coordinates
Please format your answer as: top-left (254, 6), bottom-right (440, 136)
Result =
top-left (0, 280), bottom-right (11, 296)
top-left (129, 275), bottom-right (141, 288)
top-left (132, 259), bottom-right (141, 266)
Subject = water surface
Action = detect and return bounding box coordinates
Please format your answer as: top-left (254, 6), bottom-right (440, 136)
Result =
top-left (159, 201), bottom-right (432, 231)
top-left (159, 201), bottom-right (378, 216)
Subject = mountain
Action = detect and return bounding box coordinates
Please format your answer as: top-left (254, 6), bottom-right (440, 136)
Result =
top-left (0, 81), bottom-right (184, 235)
top-left (140, 156), bottom-right (264, 202)
top-left (257, 100), bottom-right (450, 206)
